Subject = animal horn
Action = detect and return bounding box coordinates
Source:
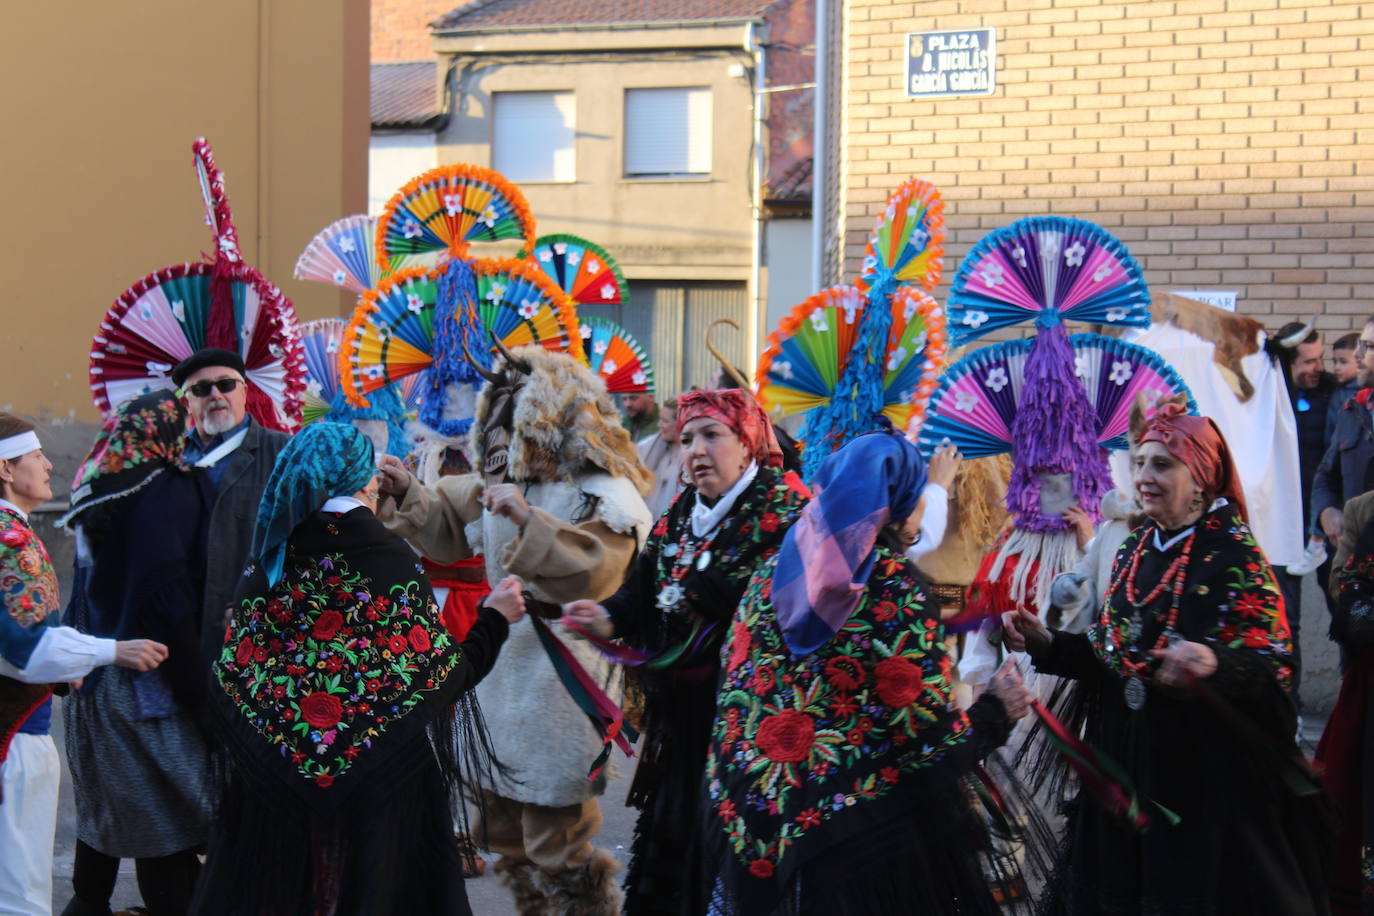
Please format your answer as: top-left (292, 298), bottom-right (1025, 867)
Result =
top-left (490, 331), bottom-right (532, 376)
top-left (1278, 317), bottom-right (1316, 349)
top-left (707, 318), bottom-right (751, 390)
top-left (460, 335), bottom-right (502, 385)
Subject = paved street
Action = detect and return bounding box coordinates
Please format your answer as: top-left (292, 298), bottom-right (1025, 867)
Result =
top-left (48, 700), bottom-right (639, 915)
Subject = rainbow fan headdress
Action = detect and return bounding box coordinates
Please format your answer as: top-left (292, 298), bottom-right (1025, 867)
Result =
top-left (89, 138), bottom-right (305, 431)
top-left (756, 178), bottom-right (948, 480)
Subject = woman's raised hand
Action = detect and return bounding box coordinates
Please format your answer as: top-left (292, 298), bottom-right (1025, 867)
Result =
top-left (114, 639), bottom-right (168, 671)
top-left (559, 600), bottom-right (615, 639)
top-left (1000, 606), bottom-right (1051, 656)
top-left (927, 441), bottom-right (962, 490)
top-left (486, 575), bottom-right (527, 624)
top-left (376, 454), bottom-right (412, 500)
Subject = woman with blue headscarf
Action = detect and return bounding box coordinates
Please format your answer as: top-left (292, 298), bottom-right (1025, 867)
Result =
top-left (702, 429), bottom-right (1037, 915)
top-left (193, 422), bottom-right (525, 916)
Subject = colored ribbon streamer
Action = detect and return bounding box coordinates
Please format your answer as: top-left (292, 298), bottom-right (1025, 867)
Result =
top-left (563, 615), bottom-right (720, 671)
top-left (528, 615), bottom-right (638, 779)
top-left (1030, 698), bottom-right (1179, 832)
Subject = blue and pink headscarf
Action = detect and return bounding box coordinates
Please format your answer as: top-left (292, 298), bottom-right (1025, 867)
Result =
top-left (772, 429), bottom-right (926, 655)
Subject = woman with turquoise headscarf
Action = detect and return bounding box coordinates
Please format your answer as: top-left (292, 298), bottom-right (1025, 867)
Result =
top-left (703, 429), bottom-right (1039, 915)
top-left (194, 422), bottom-right (526, 916)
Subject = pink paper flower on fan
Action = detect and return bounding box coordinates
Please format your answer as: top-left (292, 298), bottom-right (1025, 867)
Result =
top-left (600, 284), bottom-right (616, 300)
top-left (953, 390), bottom-right (979, 413)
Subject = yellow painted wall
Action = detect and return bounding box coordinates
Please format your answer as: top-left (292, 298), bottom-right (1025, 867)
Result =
top-left (0, 0), bottom-right (369, 420)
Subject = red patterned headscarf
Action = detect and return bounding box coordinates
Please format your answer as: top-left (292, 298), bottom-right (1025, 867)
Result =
top-left (1138, 402), bottom-right (1248, 522)
top-left (676, 390), bottom-right (783, 468)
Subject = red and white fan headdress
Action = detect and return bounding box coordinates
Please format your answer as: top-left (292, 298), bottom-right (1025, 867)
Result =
top-left (88, 138), bottom-right (305, 432)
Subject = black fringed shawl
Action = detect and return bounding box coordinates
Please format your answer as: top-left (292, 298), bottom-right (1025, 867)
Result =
top-left (196, 507), bottom-right (506, 915)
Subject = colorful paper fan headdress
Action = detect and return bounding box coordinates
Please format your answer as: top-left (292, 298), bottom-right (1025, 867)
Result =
top-left (296, 318), bottom-right (411, 457)
top-left (294, 214), bottom-right (388, 295)
top-left (375, 164), bottom-right (536, 273)
top-left (755, 179), bottom-right (949, 481)
top-left (89, 138), bottom-right (305, 432)
top-left (920, 215), bottom-right (1192, 628)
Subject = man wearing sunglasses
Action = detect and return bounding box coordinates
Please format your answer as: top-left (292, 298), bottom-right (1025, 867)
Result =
top-left (172, 348), bottom-right (289, 664)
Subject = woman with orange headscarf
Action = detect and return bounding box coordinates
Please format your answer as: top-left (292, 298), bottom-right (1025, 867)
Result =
top-left (562, 390), bottom-right (810, 916)
top-left (1004, 403), bottom-right (1330, 915)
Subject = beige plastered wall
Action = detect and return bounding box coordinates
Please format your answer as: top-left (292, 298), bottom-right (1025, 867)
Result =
top-left (433, 27), bottom-right (757, 282)
top-left (1, 0), bottom-right (370, 423)
top-left (842, 0), bottom-right (1374, 336)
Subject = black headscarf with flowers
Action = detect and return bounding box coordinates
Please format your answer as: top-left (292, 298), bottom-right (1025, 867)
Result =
top-left (59, 390), bottom-right (189, 530)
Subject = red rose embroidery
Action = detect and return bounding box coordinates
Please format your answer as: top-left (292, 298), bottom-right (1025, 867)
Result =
top-left (727, 620), bottom-right (751, 673)
top-left (755, 709), bottom-right (815, 763)
top-left (387, 634), bottom-right (408, 655)
top-left (1, 527), bottom-right (30, 548)
top-left (313, 772), bottom-right (335, 788)
top-left (300, 693), bottom-right (343, 730)
top-left (408, 625), bottom-right (432, 653)
top-left (874, 656), bottom-right (925, 707)
top-left (253, 646), bottom-right (269, 663)
top-left (760, 512), bottom-right (780, 533)
top-left (872, 600), bottom-right (898, 622)
top-left (750, 666), bottom-right (776, 697)
top-left (313, 610), bottom-right (344, 640)
top-left (234, 637), bottom-right (254, 667)
top-left (824, 656), bottom-right (865, 693)
top-left (748, 859), bottom-right (775, 879)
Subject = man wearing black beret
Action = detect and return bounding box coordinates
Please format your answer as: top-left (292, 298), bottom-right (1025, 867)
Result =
top-left (173, 348), bottom-right (289, 663)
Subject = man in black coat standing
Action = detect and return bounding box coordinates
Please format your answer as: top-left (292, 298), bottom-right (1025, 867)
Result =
top-left (172, 349), bottom-right (290, 664)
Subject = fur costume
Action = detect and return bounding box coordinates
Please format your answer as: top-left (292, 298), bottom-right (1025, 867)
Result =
top-left (381, 346), bottom-right (652, 913)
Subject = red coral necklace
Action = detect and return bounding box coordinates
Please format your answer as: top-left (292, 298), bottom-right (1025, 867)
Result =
top-left (1104, 526), bottom-right (1197, 710)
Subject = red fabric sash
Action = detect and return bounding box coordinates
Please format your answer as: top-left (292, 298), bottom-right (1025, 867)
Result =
top-left (422, 556), bottom-right (491, 642)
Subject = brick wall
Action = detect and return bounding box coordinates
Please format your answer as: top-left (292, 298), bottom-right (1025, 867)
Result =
top-left (372, 0), bottom-right (454, 62)
top-left (842, 0), bottom-right (1373, 335)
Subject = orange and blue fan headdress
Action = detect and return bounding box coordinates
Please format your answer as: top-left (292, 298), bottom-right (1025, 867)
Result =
top-left (88, 139), bottom-right (306, 432)
top-left (340, 164), bottom-right (583, 438)
top-left (756, 179), bottom-right (948, 481)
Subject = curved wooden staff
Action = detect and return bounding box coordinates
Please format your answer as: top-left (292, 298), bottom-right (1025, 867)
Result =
top-left (706, 318), bottom-right (752, 390)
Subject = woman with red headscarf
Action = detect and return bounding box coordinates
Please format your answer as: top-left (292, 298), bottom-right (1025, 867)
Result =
top-left (563, 390), bottom-right (810, 916)
top-left (1004, 403), bottom-right (1330, 915)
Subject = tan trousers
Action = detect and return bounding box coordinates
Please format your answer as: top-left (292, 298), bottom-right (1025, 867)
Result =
top-left (477, 791), bottom-right (603, 872)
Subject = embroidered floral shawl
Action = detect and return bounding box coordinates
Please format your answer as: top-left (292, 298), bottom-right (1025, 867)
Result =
top-left (213, 506), bottom-right (468, 812)
top-left (705, 544), bottom-right (973, 908)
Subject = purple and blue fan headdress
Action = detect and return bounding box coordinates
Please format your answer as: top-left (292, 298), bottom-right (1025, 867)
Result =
top-left (917, 216), bottom-right (1195, 534)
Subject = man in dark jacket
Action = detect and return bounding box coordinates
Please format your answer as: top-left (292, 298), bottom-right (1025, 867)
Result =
top-left (172, 349), bottom-right (289, 664)
top-left (1313, 318), bottom-right (1374, 546)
